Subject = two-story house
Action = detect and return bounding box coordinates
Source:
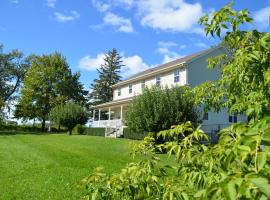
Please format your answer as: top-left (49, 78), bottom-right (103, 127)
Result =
top-left (92, 46), bottom-right (245, 137)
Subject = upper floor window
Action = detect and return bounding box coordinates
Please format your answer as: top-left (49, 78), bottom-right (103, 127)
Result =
top-left (174, 69), bottom-right (180, 83)
top-left (117, 88), bottom-right (121, 96)
top-left (129, 84), bottom-right (132, 94)
top-left (156, 75), bottom-right (161, 87)
top-left (141, 80), bottom-right (145, 90)
top-left (229, 115), bottom-right (237, 123)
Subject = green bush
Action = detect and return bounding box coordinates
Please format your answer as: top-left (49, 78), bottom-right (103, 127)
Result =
top-left (125, 86), bottom-right (199, 137)
top-left (123, 128), bottom-right (147, 140)
top-left (0, 124), bottom-right (66, 133)
top-left (84, 127), bottom-right (105, 137)
top-left (50, 103), bottom-right (89, 135)
top-left (74, 124), bottom-right (86, 135)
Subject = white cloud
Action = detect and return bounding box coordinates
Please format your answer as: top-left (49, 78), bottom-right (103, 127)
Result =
top-left (47, 0), bottom-right (56, 8)
top-left (78, 53), bottom-right (151, 77)
top-left (92, 0), bottom-right (110, 12)
top-left (54, 11), bottom-right (80, 23)
top-left (254, 6), bottom-right (270, 30)
top-left (137, 0), bottom-right (204, 34)
top-left (103, 12), bottom-right (134, 33)
top-left (156, 41), bottom-right (185, 63)
top-left (79, 54), bottom-right (105, 71)
top-left (122, 55), bottom-right (150, 77)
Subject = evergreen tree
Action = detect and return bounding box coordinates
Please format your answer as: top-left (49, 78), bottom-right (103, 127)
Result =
top-left (90, 48), bottom-right (123, 105)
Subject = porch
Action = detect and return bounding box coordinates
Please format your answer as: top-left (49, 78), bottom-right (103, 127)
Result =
top-left (92, 97), bottom-right (132, 137)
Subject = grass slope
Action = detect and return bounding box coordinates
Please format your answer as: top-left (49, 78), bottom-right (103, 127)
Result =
top-left (0, 134), bottom-right (142, 200)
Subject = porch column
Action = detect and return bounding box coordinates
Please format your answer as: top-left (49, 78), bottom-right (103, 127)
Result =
top-left (108, 107), bottom-right (111, 121)
top-left (120, 105), bottom-right (123, 120)
top-left (92, 109), bottom-right (95, 121)
top-left (98, 109), bottom-right (101, 127)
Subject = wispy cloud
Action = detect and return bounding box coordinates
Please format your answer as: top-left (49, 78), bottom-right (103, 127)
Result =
top-left (10, 0), bottom-right (19, 4)
top-left (91, 12), bottom-right (134, 33)
top-left (47, 0), bottom-right (56, 8)
top-left (156, 41), bottom-right (186, 63)
top-left (92, 0), bottom-right (110, 12)
top-left (53, 11), bottom-right (80, 23)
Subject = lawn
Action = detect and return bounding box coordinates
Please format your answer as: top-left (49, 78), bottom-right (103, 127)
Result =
top-left (0, 133), bottom-right (161, 200)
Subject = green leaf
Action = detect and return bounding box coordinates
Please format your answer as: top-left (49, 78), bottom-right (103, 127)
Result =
top-left (257, 152), bottom-right (267, 172)
top-left (249, 177), bottom-right (270, 198)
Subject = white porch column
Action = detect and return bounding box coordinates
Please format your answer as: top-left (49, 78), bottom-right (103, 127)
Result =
top-left (108, 107), bottom-right (111, 121)
top-left (98, 109), bottom-right (101, 127)
top-left (93, 109), bottom-right (95, 121)
top-left (120, 105), bottom-right (123, 120)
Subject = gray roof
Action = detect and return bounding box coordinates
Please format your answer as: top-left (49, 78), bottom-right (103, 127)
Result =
top-left (126, 47), bottom-right (214, 80)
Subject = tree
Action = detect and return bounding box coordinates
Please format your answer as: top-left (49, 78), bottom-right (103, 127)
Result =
top-left (49, 103), bottom-right (89, 135)
top-left (125, 86), bottom-right (199, 136)
top-left (195, 2), bottom-right (270, 121)
top-left (89, 48), bottom-right (122, 105)
top-left (15, 52), bottom-right (87, 131)
top-left (0, 44), bottom-right (29, 111)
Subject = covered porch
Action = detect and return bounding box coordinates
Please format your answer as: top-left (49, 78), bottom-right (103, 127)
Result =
top-left (92, 97), bottom-right (132, 129)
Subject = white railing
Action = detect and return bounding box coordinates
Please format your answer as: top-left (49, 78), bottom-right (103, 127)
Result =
top-left (92, 119), bottom-right (122, 128)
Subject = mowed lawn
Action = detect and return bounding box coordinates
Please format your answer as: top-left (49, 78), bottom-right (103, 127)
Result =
top-left (0, 133), bottom-right (150, 200)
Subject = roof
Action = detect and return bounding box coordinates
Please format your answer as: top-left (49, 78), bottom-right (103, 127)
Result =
top-left (112, 47), bottom-right (219, 88)
top-left (93, 96), bottom-right (133, 109)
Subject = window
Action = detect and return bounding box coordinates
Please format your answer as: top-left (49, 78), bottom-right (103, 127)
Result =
top-left (117, 88), bottom-right (121, 96)
top-left (174, 69), bottom-right (180, 83)
top-left (141, 80), bottom-right (145, 90)
top-left (203, 112), bottom-right (208, 120)
top-left (129, 84), bottom-right (132, 94)
top-left (156, 75), bottom-right (161, 87)
top-left (229, 115), bottom-right (237, 123)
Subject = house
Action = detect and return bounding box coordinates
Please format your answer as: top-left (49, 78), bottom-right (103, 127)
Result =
top-left (92, 46), bottom-right (245, 137)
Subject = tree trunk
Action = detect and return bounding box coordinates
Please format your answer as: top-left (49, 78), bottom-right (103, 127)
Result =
top-left (68, 128), bottom-right (72, 135)
top-left (41, 118), bottom-right (46, 132)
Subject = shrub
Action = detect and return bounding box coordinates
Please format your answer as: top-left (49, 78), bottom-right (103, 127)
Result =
top-left (74, 124), bottom-right (86, 135)
top-left (50, 103), bottom-right (89, 135)
top-left (123, 128), bottom-right (147, 140)
top-left (125, 86), bottom-right (199, 137)
top-left (84, 127), bottom-right (105, 136)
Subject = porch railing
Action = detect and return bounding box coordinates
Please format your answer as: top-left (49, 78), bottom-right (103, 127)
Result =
top-left (92, 119), bottom-right (122, 128)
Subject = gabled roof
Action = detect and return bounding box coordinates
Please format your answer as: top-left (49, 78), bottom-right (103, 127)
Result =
top-left (112, 46), bottom-right (221, 88)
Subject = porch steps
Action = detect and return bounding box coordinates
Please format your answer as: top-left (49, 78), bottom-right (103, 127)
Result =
top-left (105, 126), bottom-right (123, 138)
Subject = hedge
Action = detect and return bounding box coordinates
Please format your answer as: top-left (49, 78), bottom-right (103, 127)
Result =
top-left (123, 128), bottom-right (147, 140)
top-left (84, 127), bottom-right (105, 137)
top-left (0, 124), bottom-right (66, 133)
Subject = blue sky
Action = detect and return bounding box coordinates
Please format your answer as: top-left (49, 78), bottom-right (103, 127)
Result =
top-left (0, 0), bottom-right (269, 88)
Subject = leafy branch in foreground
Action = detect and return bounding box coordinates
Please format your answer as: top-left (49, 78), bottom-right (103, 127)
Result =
top-left (77, 119), bottom-right (270, 199)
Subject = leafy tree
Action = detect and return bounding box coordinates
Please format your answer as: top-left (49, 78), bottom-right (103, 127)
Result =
top-left (125, 86), bottom-right (199, 136)
top-left (196, 2), bottom-right (270, 121)
top-left (0, 44), bottom-right (29, 111)
top-left (89, 48), bottom-right (122, 105)
top-left (15, 52), bottom-right (87, 131)
top-left (49, 103), bottom-right (89, 135)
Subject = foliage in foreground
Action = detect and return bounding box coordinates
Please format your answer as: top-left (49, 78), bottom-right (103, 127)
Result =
top-left (125, 86), bottom-right (199, 136)
top-left (78, 119), bottom-right (270, 199)
top-left (196, 2), bottom-right (270, 120)
top-left (50, 103), bottom-right (89, 135)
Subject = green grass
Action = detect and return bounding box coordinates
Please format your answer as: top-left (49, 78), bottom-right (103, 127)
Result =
top-left (0, 133), bottom-right (160, 199)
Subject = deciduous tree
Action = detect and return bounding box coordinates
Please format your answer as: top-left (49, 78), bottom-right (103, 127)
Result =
top-left (15, 52), bottom-right (87, 131)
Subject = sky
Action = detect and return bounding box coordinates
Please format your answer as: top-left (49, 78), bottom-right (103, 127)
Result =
top-left (0, 0), bottom-right (269, 89)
